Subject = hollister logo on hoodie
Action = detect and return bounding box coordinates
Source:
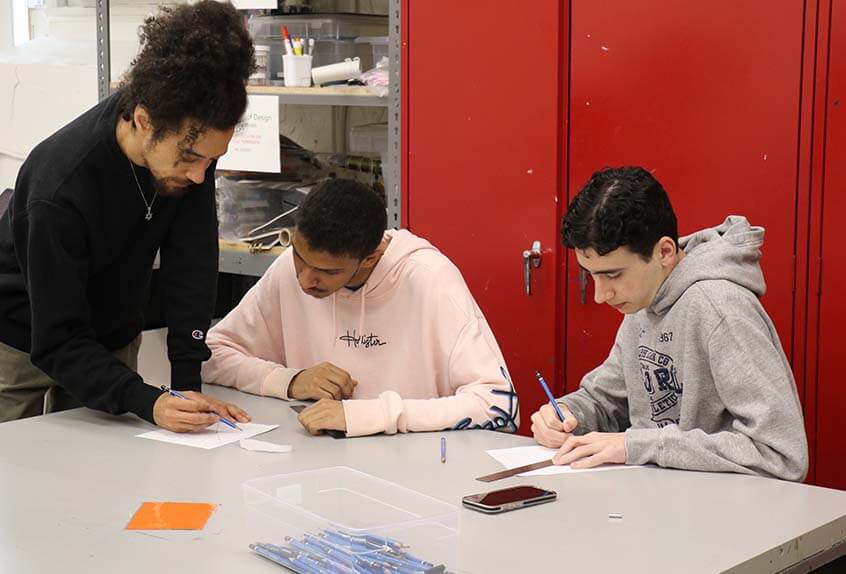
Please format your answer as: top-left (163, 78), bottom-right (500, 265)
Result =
top-left (339, 329), bottom-right (387, 349)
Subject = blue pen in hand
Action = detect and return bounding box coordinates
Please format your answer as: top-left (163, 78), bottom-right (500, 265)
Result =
top-left (535, 371), bottom-right (566, 422)
top-left (159, 385), bottom-right (242, 431)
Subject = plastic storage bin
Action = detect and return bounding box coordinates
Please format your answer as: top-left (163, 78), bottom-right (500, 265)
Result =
top-left (311, 38), bottom-right (365, 69)
top-left (349, 122), bottom-right (388, 155)
top-left (356, 36), bottom-right (389, 66)
top-left (242, 466), bottom-right (459, 568)
top-left (216, 177), bottom-right (309, 241)
top-left (263, 39), bottom-right (372, 83)
top-left (249, 14), bottom-right (388, 43)
top-left (251, 14), bottom-right (387, 77)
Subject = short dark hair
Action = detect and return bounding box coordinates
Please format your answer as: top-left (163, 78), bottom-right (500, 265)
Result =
top-left (117, 0), bottom-right (254, 141)
top-left (562, 166), bottom-right (678, 260)
top-left (296, 179), bottom-right (387, 260)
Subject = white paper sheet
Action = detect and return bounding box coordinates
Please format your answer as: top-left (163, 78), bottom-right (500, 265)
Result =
top-left (486, 445), bottom-right (643, 476)
top-left (239, 439), bottom-right (293, 453)
top-left (230, 0), bottom-right (276, 8)
top-left (137, 422), bottom-right (278, 450)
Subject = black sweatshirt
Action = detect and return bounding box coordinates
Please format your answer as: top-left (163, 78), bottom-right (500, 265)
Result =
top-left (0, 94), bottom-right (219, 424)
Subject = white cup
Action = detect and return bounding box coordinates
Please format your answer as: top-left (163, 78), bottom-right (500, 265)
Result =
top-left (311, 57), bottom-right (361, 86)
top-left (282, 55), bottom-right (313, 87)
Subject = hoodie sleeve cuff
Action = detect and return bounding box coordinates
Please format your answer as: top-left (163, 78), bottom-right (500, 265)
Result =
top-left (122, 376), bottom-right (166, 425)
top-left (261, 367), bottom-right (301, 400)
top-left (558, 399), bottom-right (590, 436)
top-left (343, 399), bottom-right (388, 437)
top-left (625, 428), bottom-right (663, 465)
top-left (171, 360), bottom-right (202, 392)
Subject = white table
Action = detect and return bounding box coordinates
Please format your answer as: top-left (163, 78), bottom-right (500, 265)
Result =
top-left (1, 386), bottom-right (844, 573)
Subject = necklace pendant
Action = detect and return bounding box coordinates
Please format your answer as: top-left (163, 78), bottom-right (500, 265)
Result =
top-left (145, 208), bottom-right (153, 221)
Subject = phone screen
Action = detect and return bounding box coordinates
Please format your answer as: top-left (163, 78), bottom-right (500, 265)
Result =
top-left (476, 486), bottom-right (554, 506)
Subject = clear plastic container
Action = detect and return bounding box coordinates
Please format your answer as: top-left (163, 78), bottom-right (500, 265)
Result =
top-left (251, 14), bottom-right (386, 74)
top-left (268, 39), bottom-right (372, 80)
top-left (249, 14), bottom-right (388, 43)
top-left (215, 177), bottom-right (309, 241)
top-left (242, 466), bottom-right (459, 568)
top-left (311, 38), bottom-right (365, 69)
top-left (349, 122), bottom-right (388, 155)
top-left (356, 36), bottom-right (389, 66)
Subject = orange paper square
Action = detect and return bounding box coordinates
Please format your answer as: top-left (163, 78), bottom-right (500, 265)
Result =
top-left (126, 502), bottom-right (217, 530)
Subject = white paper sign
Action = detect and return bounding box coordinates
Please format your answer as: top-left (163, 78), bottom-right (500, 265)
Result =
top-left (230, 0), bottom-right (277, 9)
top-left (217, 94), bottom-right (281, 174)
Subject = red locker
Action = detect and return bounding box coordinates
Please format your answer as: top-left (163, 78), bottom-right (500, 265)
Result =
top-left (812, 0), bottom-right (846, 489)
top-left (403, 1), bottom-right (838, 478)
top-left (566, 1), bottom-right (805, 398)
top-left (404, 0), bottom-right (565, 429)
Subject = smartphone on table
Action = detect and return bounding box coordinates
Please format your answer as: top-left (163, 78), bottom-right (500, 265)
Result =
top-left (462, 485), bottom-right (557, 514)
top-left (290, 404), bottom-right (346, 439)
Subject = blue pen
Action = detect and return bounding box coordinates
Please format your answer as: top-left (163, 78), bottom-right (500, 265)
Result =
top-left (535, 371), bottom-right (566, 422)
top-left (159, 385), bottom-right (242, 431)
top-left (250, 544), bottom-right (312, 574)
top-left (286, 540), bottom-right (347, 574)
top-left (301, 538), bottom-right (357, 573)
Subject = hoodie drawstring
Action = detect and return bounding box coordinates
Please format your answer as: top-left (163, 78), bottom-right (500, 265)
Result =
top-left (358, 287), bottom-right (366, 339)
top-left (332, 291), bottom-right (338, 348)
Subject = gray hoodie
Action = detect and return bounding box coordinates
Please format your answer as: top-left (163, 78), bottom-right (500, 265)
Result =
top-left (561, 216), bottom-right (809, 481)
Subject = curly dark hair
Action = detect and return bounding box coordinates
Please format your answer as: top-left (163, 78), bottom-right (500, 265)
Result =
top-left (562, 167), bottom-right (678, 260)
top-left (117, 0), bottom-right (254, 140)
top-left (296, 179), bottom-right (387, 260)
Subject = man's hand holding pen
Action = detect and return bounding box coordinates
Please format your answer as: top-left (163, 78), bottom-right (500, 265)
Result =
top-left (531, 403), bottom-right (626, 469)
top-left (153, 390), bottom-right (250, 433)
top-left (531, 402), bottom-right (578, 448)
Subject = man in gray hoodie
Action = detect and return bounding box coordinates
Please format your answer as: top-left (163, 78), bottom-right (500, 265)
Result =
top-left (531, 166), bottom-right (808, 481)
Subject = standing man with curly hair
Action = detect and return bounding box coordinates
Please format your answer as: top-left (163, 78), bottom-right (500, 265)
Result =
top-left (0, 1), bottom-right (254, 431)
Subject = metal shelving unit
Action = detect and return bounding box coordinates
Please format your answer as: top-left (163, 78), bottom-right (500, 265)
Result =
top-left (111, 83), bottom-right (389, 107)
top-left (96, 0), bottom-right (402, 278)
top-left (95, 0), bottom-right (110, 102)
top-left (247, 85), bottom-right (387, 107)
top-left (387, 0), bottom-right (401, 229)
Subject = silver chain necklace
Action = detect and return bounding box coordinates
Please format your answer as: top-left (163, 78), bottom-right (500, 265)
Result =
top-left (127, 158), bottom-right (157, 221)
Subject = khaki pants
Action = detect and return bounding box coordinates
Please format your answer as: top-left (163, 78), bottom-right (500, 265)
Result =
top-left (0, 335), bottom-right (141, 423)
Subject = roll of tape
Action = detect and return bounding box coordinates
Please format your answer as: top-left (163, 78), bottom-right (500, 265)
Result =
top-left (279, 227), bottom-right (294, 247)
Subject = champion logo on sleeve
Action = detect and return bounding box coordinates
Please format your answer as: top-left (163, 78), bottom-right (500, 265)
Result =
top-left (191, 330), bottom-right (205, 340)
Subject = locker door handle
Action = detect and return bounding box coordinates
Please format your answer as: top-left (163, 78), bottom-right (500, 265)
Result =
top-left (579, 267), bottom-right (589, 304)
top-left (522, 241), bottom-right (542, 296)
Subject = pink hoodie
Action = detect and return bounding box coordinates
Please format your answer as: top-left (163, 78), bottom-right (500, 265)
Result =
top-left (202, 229), bottom-right (519, 436)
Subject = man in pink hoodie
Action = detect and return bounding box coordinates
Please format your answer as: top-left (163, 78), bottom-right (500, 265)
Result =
top-left (202, 179), bottom-right (519, 437)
